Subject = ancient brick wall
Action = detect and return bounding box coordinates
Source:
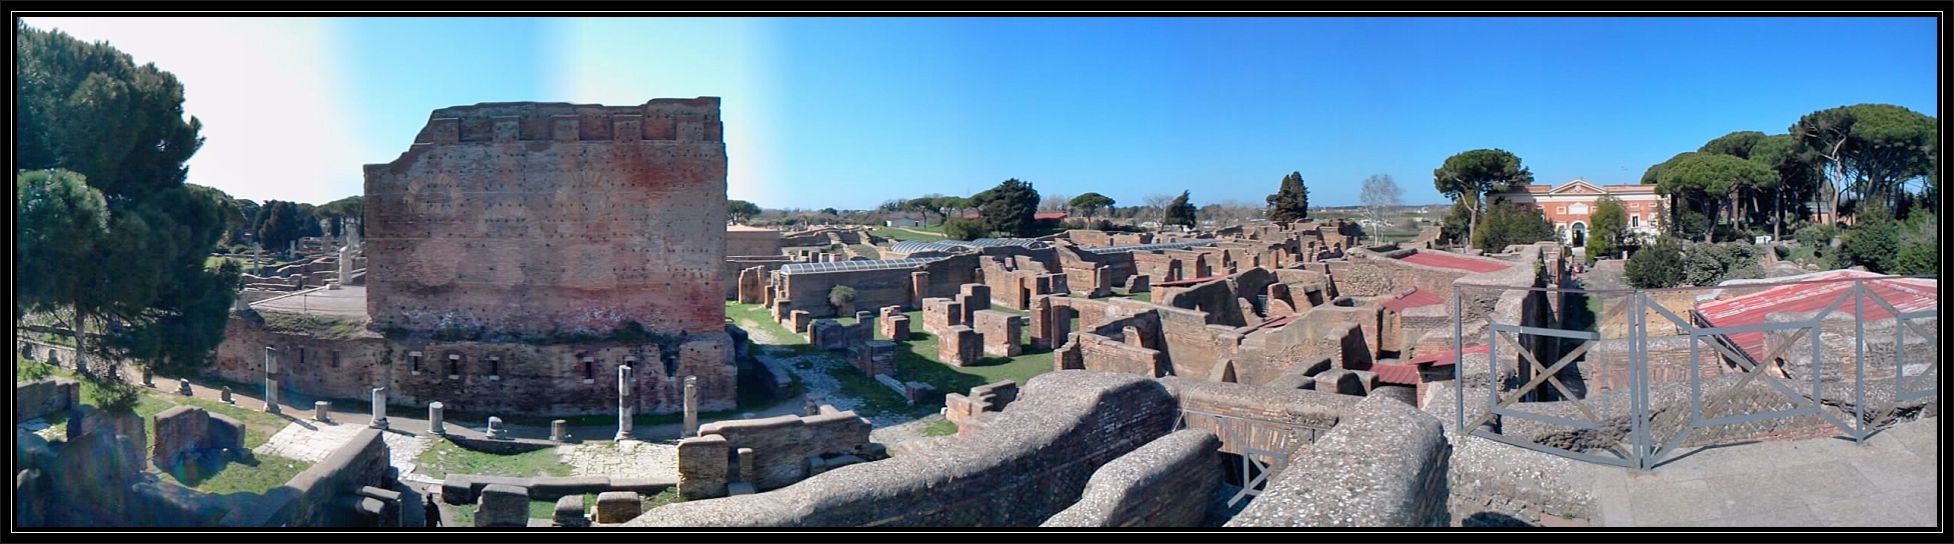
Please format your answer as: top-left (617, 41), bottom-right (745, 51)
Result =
top-left (631, 371), bottom-right (1178, 527)
top-left (688, 409), bottom-right (875, 493)
top-left (1162, 276), bottom-right (1246, 327)
top-left (1040, 429), bottom-right (1222, 527)
top-left (15, 377), bottom-right (79, 423)
top-left (150, 406), bottom-right (245, 470)
top-left (212, 316), bottom-right (734, 416)
top-left (363, 98), bottom-right (726, 338)
top-left (1160, 377), bottom-right (1354, 456)
top-left (726, 227), bottom-right (782, 258)
top-left (725, 255), bottom-right (794, 300)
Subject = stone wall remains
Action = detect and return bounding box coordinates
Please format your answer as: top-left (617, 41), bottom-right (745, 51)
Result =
top-left (1228, 394), bottom-right (1451, 527)
top-left (15, 377), bottom-right (79, 423)
top-left (1040, 429), bottom-right (1222, 527)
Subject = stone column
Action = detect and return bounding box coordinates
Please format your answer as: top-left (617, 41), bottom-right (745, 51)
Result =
top-left (142, 367), bottom-right (154, 388)
top-left (428, 402), bottom-right (445, 435)
top-left (338, 245), bottom-right (353, 284)
top-left (369, 387), bottom-right (389, 429)
top-left (551, 420), bottom-right (569, 442)
top-left (314, 400), bottom-right (332, 422)
top-left (487, 416), bottom-right (508, 439)
top-left (736, 447), bottom-right (756, 484)
top-left (804, 394), bottom-right (823, 417)
top-left (615, 365), bottom-right (634, 441)
top-left (221, 386), bottom-right (233, 404)
top-left (682, 376), bottom-right (699, 438)
top-left (177, 378), bottom-right (193, 396)
top-left (263, 347), bottom-right (281, 414)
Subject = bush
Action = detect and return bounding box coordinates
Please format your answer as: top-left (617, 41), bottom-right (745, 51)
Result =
top-left (828, 285), bottom-right (857, 312)
top-left (1471, 200), bottom-right (1556, 253)
top-left (940, 217), bottom-right (986, 241)
top-left (1793, 223), bottom-right (1838, 248)
top-left (1892, 241), bottom-right (1937, 277)
top-left (1680, 242), bottom-right (1763, 287)
top-left (1625, 237), bottom-right (1687, 289)
top-left (1840, 208), bottom-right (1902, 273)
top-left (1773, 245), bottom-right (1791, 260)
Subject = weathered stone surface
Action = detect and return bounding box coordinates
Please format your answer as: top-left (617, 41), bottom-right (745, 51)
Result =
top-left (594, 491), bottom-right (642, 523)
top-left (1228, 394), bottom-right (1450, 527)
top-left (150, 406), bottom-right (245, 471)
top-left (849, 340), bottom-right (898, 377)
top-left (14, 378), bottom-right (78, 423)
top-left (693, 409), bottom-right (874, 491)
top-left (364, 99), bottom-right (728, 339)
top-left (552, 495), bottom-right (588, 527)
top-left (1041, 429), bottom-right (1222, 527)
top-left (476, 484), bottom-right (530, 527)
top-left (676, 434), bottom-right (730, 500)
top-left (938, 325), bottom-right (984, 366)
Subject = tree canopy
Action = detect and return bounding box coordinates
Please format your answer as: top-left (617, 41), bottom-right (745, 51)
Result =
top-left (1791, 103), bottom-right (1937, 223)
top-left (16, 23), bottom-right (237, 382)
top-left (1068, 192), bottom-right (1115, 219)
top-left (1434, 148), bottom-right (1533, 244)
top-left (1164, 190), bottom-right (1197, 229)
top-left (1698, 130), bottom-right (1768, 160)
top-left (971, 178), bottom-right (1040, 237)
top-left (1470, 200), bottom-right (1555, 253)
top-left (1649, 152), bottom-right (1778, 242)
top-left (1359, 174), bottom-right (1402, 228)
top-left (1585, 196), bottom-right (1628, 263)
top-left (727, 199), bottom-right (762, 223)
top-left (1266, 171), bottom-right (1310, 223)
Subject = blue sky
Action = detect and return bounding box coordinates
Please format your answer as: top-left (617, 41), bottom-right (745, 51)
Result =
top-left (24, 17), bottom-right (1939, 209)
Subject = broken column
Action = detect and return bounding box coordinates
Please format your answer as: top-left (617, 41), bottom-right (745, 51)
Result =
top-left (369, 387), bottom-right (389, 429)
top-left (142, 367), bottom-right (154, 388)
top-left (178, 377), bottom-right (193, 396)
top-left (428, 402), bottom-right (446, 435)
top-left (487, 416), bottom-right (508, 439)
top-left (616, 365), bottom-right (634, 441)
top-left (314, 401), bottom-right (332, 423)
top-left (682, 375), bottom-right (699, 439)
top-left (220, 386), bottom-right (233, 404)
top-left (263, 347), bottom-right (280, 414)
top-left (552, 420), bottom-right (569, 442)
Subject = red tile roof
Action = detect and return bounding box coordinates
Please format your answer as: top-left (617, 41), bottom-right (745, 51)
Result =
top-left (1410, 344), bottom-right (1488, 367)
top-left (1035, 212), bottom-right (1069, 221)
top-left (1371, 363), bottom-right (1424, 386)
top-left (1381, 288), bottom-right (1445, 312)
top-left (1395, 250), bottom-right (1513, 273)
top-left (1694, 270), bottom-right (1937, 364)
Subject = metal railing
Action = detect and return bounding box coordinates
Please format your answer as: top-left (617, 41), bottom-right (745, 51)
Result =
top-left (1451, 275), bottom-right (1938, 470)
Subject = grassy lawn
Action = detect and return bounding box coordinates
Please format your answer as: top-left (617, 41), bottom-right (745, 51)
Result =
top-left (870, 226), bottom-right (949, 242)
top-left (415, 437), bottom-right (572, 480)
top-left (205, 255), bottom-right (245, 271)
top-left (850, 243), bottom-right (881, 259)
top-left (1121, 290), bottom-right (1153, 302)
top-left (18, 356), bottom-right (56, 382)
top-left (157, 452), bottom-right (312, 495)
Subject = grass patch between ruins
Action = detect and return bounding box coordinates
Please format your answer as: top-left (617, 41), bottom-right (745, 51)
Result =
top-left (882, 309), bottom-right (1053, 397)
top-left (157, 452), bottom-right (313, 495)
top-left (415, 437), bottom-right (573, 480)
top-left (920, 417), bottom-right (958, 437)
top-left (850, 243), bottom-right (881, 259)
top-left (258, 311), bottom-right (372, 340)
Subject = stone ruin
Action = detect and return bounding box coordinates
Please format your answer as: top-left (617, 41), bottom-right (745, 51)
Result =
top-left (150, 406), bottom-right (246, 475)
top-left (676, 405), bottom-right (881, 500)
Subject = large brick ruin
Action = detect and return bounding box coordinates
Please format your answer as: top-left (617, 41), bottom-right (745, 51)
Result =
top-left (211, 98), bottom-right (738, 416)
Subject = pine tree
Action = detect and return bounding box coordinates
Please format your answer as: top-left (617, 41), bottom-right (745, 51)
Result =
top-left (1267, 171), bottom-right (1310, 223)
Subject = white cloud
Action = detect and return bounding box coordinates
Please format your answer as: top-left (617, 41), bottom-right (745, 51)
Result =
top-left (549, 18), bottom-right (781, 206)
top-left (25, 17), bottom-right (363, 205)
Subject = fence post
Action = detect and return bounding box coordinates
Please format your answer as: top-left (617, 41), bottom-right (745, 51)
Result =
top-left (1853, 279), bottom-right (1866, 444)
top-left (1629, 291), bottom-right (1650, 471)
top-left (1454, 289), bottom-right (1465, 434)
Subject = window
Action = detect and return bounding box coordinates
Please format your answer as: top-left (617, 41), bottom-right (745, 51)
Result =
top-left (448, 354), bottom-right (460, 376)
top-left (297, 347), bottom-right (306, 365)
top-left (331, 351), bottom-right (340, 368)
top-left (1631, 215), bottom-right (1641, 227)
top-left (409, 351), bottom-right (423, 372)
top-left (583, 357), bottom-right (595, 380)
top-left (1556, 206), bottom-right (1567, 215)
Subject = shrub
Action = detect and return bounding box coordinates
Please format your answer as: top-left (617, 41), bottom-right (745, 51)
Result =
top-left (1625, 236), bottom-right (1687, 289)
top-left (1892, 241), bottom-right (1937, 277)
top-left (1794, 223), bottom-right (1838, 248)
top-left (1471, 200), bottom-right (1556, 253)
top-left (1682, 242), bottom-right (1763, 286)
top-left (1839, 208), bottom-right (1901, 273)
top-left (1773, 245), bottom-right (1791, 260)
top-left (828, 285), bottom-right (856, 312)
top-left (940, 217), bottom-right (986, 241)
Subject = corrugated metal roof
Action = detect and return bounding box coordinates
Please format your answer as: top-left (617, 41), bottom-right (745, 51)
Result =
top-left (1079, 240), bottom-right (1217, 255)
top-left (887, 241), bottom-right (971, 255)
top-left (779, 257), bottom-right (946, 275)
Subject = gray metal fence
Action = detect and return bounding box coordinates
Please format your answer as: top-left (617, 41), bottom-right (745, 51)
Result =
top-left (1452, 275), bottom-right (1938, 470)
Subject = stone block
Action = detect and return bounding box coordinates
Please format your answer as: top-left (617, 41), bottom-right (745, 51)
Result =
top-left (938, 325), bottom-right (984, 367)
top-left (1124, 274), bottom-right (1150, 293)
top-left (475, 484), bottom-right (530, 527)
top-left (552, 495), bottom-right (588, 527)
top-left (883, 315), bottom-right (911, 341)
top-left (676, 434), bottom-right (730, 500)
top-left (789, 310), bottom-right (813, 334)
top-left (972, 310), bottom-right (1024, 357)
top-left (850, 340), bottom-right (898, 377)
top-left (1314, 369), bottom-right (1368, 395)
top-left (594, 491), bottom-right (642, 524)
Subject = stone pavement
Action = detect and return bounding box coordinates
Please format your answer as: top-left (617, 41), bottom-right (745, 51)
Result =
top-left (1584, 416), bottom-right (1940, 527)
top-left (256, 418), bottom-right (370, 462)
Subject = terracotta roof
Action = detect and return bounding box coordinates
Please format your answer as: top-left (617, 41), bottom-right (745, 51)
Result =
top-left (1035, 212), bottom-right (1069, 220)
top-left (1410, 344), bottom-right (1488, 367)
top-left (1370, 363), bottom-right (1424, 386)
top-left (1694, 270), bottom-right (1938, 364)
top-left (1395, 250), bottom-right (1513, 273)
top-left (1381, 288), bottom-right (1445, 312)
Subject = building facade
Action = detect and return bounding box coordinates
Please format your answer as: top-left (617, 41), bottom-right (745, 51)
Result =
top-left (1486, 179), bottom-right (1663, 247)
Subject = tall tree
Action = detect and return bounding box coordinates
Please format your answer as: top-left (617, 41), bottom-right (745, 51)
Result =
top-left (1585, 196), bottom-right (1629, 263)
top-left (16, 23), bottom-right (235, 384)
top-left (1471, 200), bottom-right (1556, 253)
top-left (16, 170), bottom-right (112, 376)
top-left (1433, 149), bottom-right (1534, 245)
top-left (1359, 174), bottom-right (1402, 229)
top-left (1142, 194), bottom-right (1175, 224)
top-left (1746, 134), bottom-right (1818, 240)
top-left (726, 199), bottom-right (762, 223)
top-left (971, 178), bottom-right (1040, 237)
top-left (1650, 153), bottom-right (1778, 242)
top-left (1266, 171), bottom-right (1311, 223)
top-left (1164, 190), bottom-right (1198, 229)
top-left (1068, 192), bottom-right (1115, 220)
top-left (257, 201), bottom-right (304, 254)
top-left (1698, 130), bottom-right (1768, 160)
top-left (1791, 104), bottom-right (1937, 223)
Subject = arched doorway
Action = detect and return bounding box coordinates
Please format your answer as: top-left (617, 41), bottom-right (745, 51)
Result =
top-left (1571, 222), bottom-right (1588, 247)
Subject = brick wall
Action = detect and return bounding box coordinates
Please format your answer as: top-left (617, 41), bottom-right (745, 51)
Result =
top-left (1228, 394), bottom-right (1451, 527)
top-left (1040, 429), bottom-right (1222, 527)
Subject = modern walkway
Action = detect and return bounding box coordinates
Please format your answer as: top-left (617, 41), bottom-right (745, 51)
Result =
top-left (1585, 416), bottom-right (1940, 527)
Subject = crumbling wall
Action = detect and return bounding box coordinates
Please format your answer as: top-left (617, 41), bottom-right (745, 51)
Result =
top-left (15, 377), bottom-right (79, 423)
top-left (683, 409), bottom-right (876, 494)
top-left (632, 371), bottom-right (1178, 527)
top-left (1040, 429), bottom-right (1222, 527)
top-left (1228, 394), bottom-right (1451, 527)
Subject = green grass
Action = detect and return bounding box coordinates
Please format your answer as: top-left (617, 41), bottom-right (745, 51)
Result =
top-left (18, 357), bottom-right (55, 382)
top-left (870, 226), bottom-right (949, 242)
top-left (157, 452), bottom-right (312, 495)
top-left (882, 309), bottom-right (1053, 397)
top-left (258, 312), bottom-right (370, 340)
top-left (414, 437), bottom-right (573, 480)
top-left (920, 417), bottom-right (958, 437)
top-left (205, 255), bottom-right (245, 270)
top-left (850, 243), bottom-right (881, 259)
top-left (452, 503), bottom-right (476, 526)
top-left (1121, 290), bottom-right (1153, 302)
